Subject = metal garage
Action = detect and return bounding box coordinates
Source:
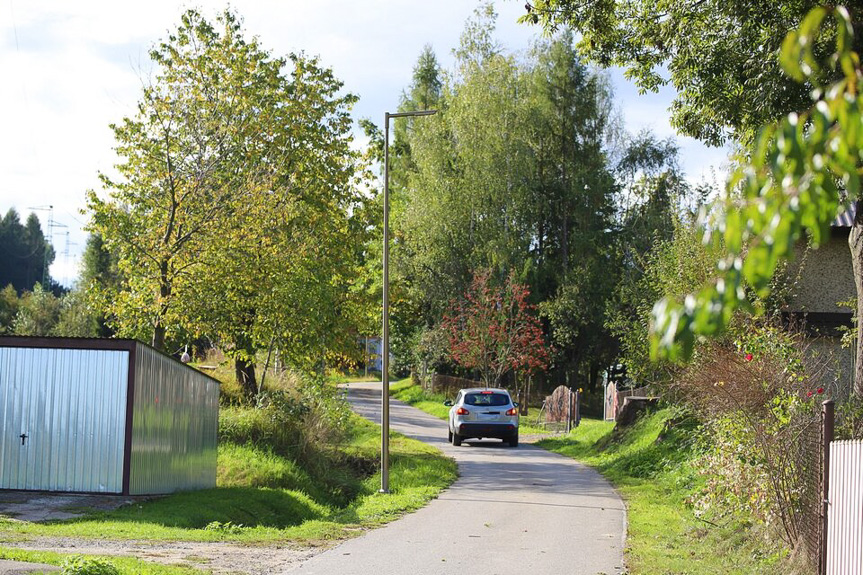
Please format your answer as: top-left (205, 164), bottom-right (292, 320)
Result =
top-left (0, 337), bottom-right (219, 495)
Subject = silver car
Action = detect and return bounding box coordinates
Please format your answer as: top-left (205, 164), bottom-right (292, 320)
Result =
top-left (444, 388), bottom-right (519, 447)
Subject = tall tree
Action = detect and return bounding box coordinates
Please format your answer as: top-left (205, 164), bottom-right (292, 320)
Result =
top-left (522, 0), bottom-right (863, 146)
top-left (527, 34), bottom-right (619, 388)
top-left (87, 9), bottom-right (364, 397)
top-left (88, 9), bottom-right (289, 351)
top-left (88, 9), bottom-right (366, 397)
top-left (400, 5), bottom-right (534, 313)
top-left (392, 8), bottom-right (621, 390)
top-left (79, 233), bottom-right (121, 337)
top-left (0, 209), bottom-right (55, 293)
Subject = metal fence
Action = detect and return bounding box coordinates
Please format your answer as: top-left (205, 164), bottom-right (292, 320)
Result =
top-left (795, 409), bottom-right (825, 570)
top-left (826, 440), bottom-right (863, 574)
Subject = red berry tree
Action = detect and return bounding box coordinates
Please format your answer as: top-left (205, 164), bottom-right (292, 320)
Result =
top-left (443, 269), bottom-right (549, 387)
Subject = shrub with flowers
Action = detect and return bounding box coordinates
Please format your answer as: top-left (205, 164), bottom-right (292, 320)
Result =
top-left (676, 321), bottom-right (829, 549)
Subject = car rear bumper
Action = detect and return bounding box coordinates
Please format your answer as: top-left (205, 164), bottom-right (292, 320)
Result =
top-left (457, 422), bottom-right (518, 439)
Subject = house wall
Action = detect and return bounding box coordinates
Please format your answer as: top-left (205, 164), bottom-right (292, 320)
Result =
top-left (787, 232), bottom-right (857, 397)
top-left (788, 233), bottom-right (855, 313)
top-left (804, 337), bottom-right (856, 401)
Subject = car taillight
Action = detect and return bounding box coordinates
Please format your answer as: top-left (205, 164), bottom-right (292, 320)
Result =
top-left (506, 407), bottom-right (518, 416)
top-left (456, 407), bottom-right (470, 415)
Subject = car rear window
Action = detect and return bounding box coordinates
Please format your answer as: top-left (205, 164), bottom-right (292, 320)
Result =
top-left (464, 392), bottom-right (510, 406)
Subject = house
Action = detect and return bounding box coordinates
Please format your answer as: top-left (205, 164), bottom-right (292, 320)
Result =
top-left (784, 206), bottom-right (857, 398)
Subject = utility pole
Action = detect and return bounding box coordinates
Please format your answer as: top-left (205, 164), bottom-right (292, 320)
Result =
top-left (27, 205), bottom-right (60, 289)
top-left (381, 108), bottom-right (437, 494)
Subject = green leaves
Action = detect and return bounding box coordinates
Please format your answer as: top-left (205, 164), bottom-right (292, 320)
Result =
top-left (780, 7), bottom-right (828, 82)
top-left (87, 9), bottom-right (367, 379)
top-left (650, 5), bottom-right (862, 361)
top-left (523, 0), bottom-right (830, 147)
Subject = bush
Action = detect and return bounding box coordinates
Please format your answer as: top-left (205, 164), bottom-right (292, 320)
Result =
top-left (218, 369), bottom-right (361, 503)
top-left (219, 370), bottom-right (350, 456)
top-left (60, 556), bottom-right (119, 575)
top-left (837, 394), bottom-right (863, 440)
top-left (203, 520), bottom-right (245, 535)
top-left (678, 323), bottom-right (826, 550)
top-left (220, 394), bottom-right (306, 455)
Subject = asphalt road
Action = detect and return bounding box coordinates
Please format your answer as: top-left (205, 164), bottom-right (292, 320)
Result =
top-left (285, 382), bottom-right (626, 575)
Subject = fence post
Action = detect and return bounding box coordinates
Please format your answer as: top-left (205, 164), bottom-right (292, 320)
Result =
top-left (575, 389), bottom-right (581, 428)
top-left (820, 399), bottom-right (835, 575)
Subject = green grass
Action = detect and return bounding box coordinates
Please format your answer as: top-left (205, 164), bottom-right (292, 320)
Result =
top-left (327, 370), bottom-right (384, 384)
top-left (0, 547), bottom-right (205, 575)
top-left (538, 410), bottom-right (789, 574)
top-left (0, 413), bottom-right (457, 546)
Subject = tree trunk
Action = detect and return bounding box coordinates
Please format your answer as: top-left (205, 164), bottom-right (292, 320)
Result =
top-left (152, 325), bottom-right (166, 351)
top-left (850, 199), bottom-right (863, 397)
top-left (235, 357), bottom-right (257, 402)
top-left (562, 212), bottom-right (569, 274)
top-left (152, 258), bottom-right (170, 351)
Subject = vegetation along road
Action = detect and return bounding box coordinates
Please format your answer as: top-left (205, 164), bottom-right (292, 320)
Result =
top-left (287, 382), bottom-right (626, 575)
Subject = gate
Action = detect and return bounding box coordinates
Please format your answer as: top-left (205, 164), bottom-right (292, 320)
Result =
top-left (826, 439), bottom-right (863, 574)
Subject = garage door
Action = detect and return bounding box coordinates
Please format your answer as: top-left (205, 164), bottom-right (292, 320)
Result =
top-left (0, 347), bottom-right (129, 492)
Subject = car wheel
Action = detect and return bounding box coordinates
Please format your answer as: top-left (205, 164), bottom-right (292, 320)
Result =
top-left (452, 431), bottom-right (462, 446)
top-left (447, 428), bottom-right (453, 442)
top-left (508, 435), bottom-right (519, 448)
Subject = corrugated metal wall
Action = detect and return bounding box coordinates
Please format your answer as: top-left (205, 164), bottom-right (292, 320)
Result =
top-left (128, 345), bottom-right (218, 495)
top-left (0, 347), bottom-right (128, 492)
top-left (827, 440), bottom-right (863, 575)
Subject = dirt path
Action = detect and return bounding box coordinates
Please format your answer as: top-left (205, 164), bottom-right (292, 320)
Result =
top-left (1, 535), bottom-right (321, 574)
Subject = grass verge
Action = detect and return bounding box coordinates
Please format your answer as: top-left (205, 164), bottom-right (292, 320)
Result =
top-left (538, 409), bottom-right (788, 574)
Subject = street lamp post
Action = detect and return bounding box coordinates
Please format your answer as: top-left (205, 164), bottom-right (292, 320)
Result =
top-left (381, 108), bottom-right (436, 494)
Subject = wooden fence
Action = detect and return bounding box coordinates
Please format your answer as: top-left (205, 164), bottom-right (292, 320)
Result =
top-left (427, 374), bottom-right (482, 397)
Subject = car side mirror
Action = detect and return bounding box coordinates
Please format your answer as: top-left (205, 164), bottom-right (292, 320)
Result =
top-left (444, 400), bottom-right (453, 406)
top-left (513, 402), bottom-right (519, 407)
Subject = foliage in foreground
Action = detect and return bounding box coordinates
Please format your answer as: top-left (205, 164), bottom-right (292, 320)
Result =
top-left (539, 411), bottom-right (793, 574)
top-left (647, 7), bottom-right (863, 392)
top-left (676, 325), bottom-right (828, 551)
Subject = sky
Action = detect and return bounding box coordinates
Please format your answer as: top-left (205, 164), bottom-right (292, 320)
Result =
top-left (0, 0), bottom-right (729, 287)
